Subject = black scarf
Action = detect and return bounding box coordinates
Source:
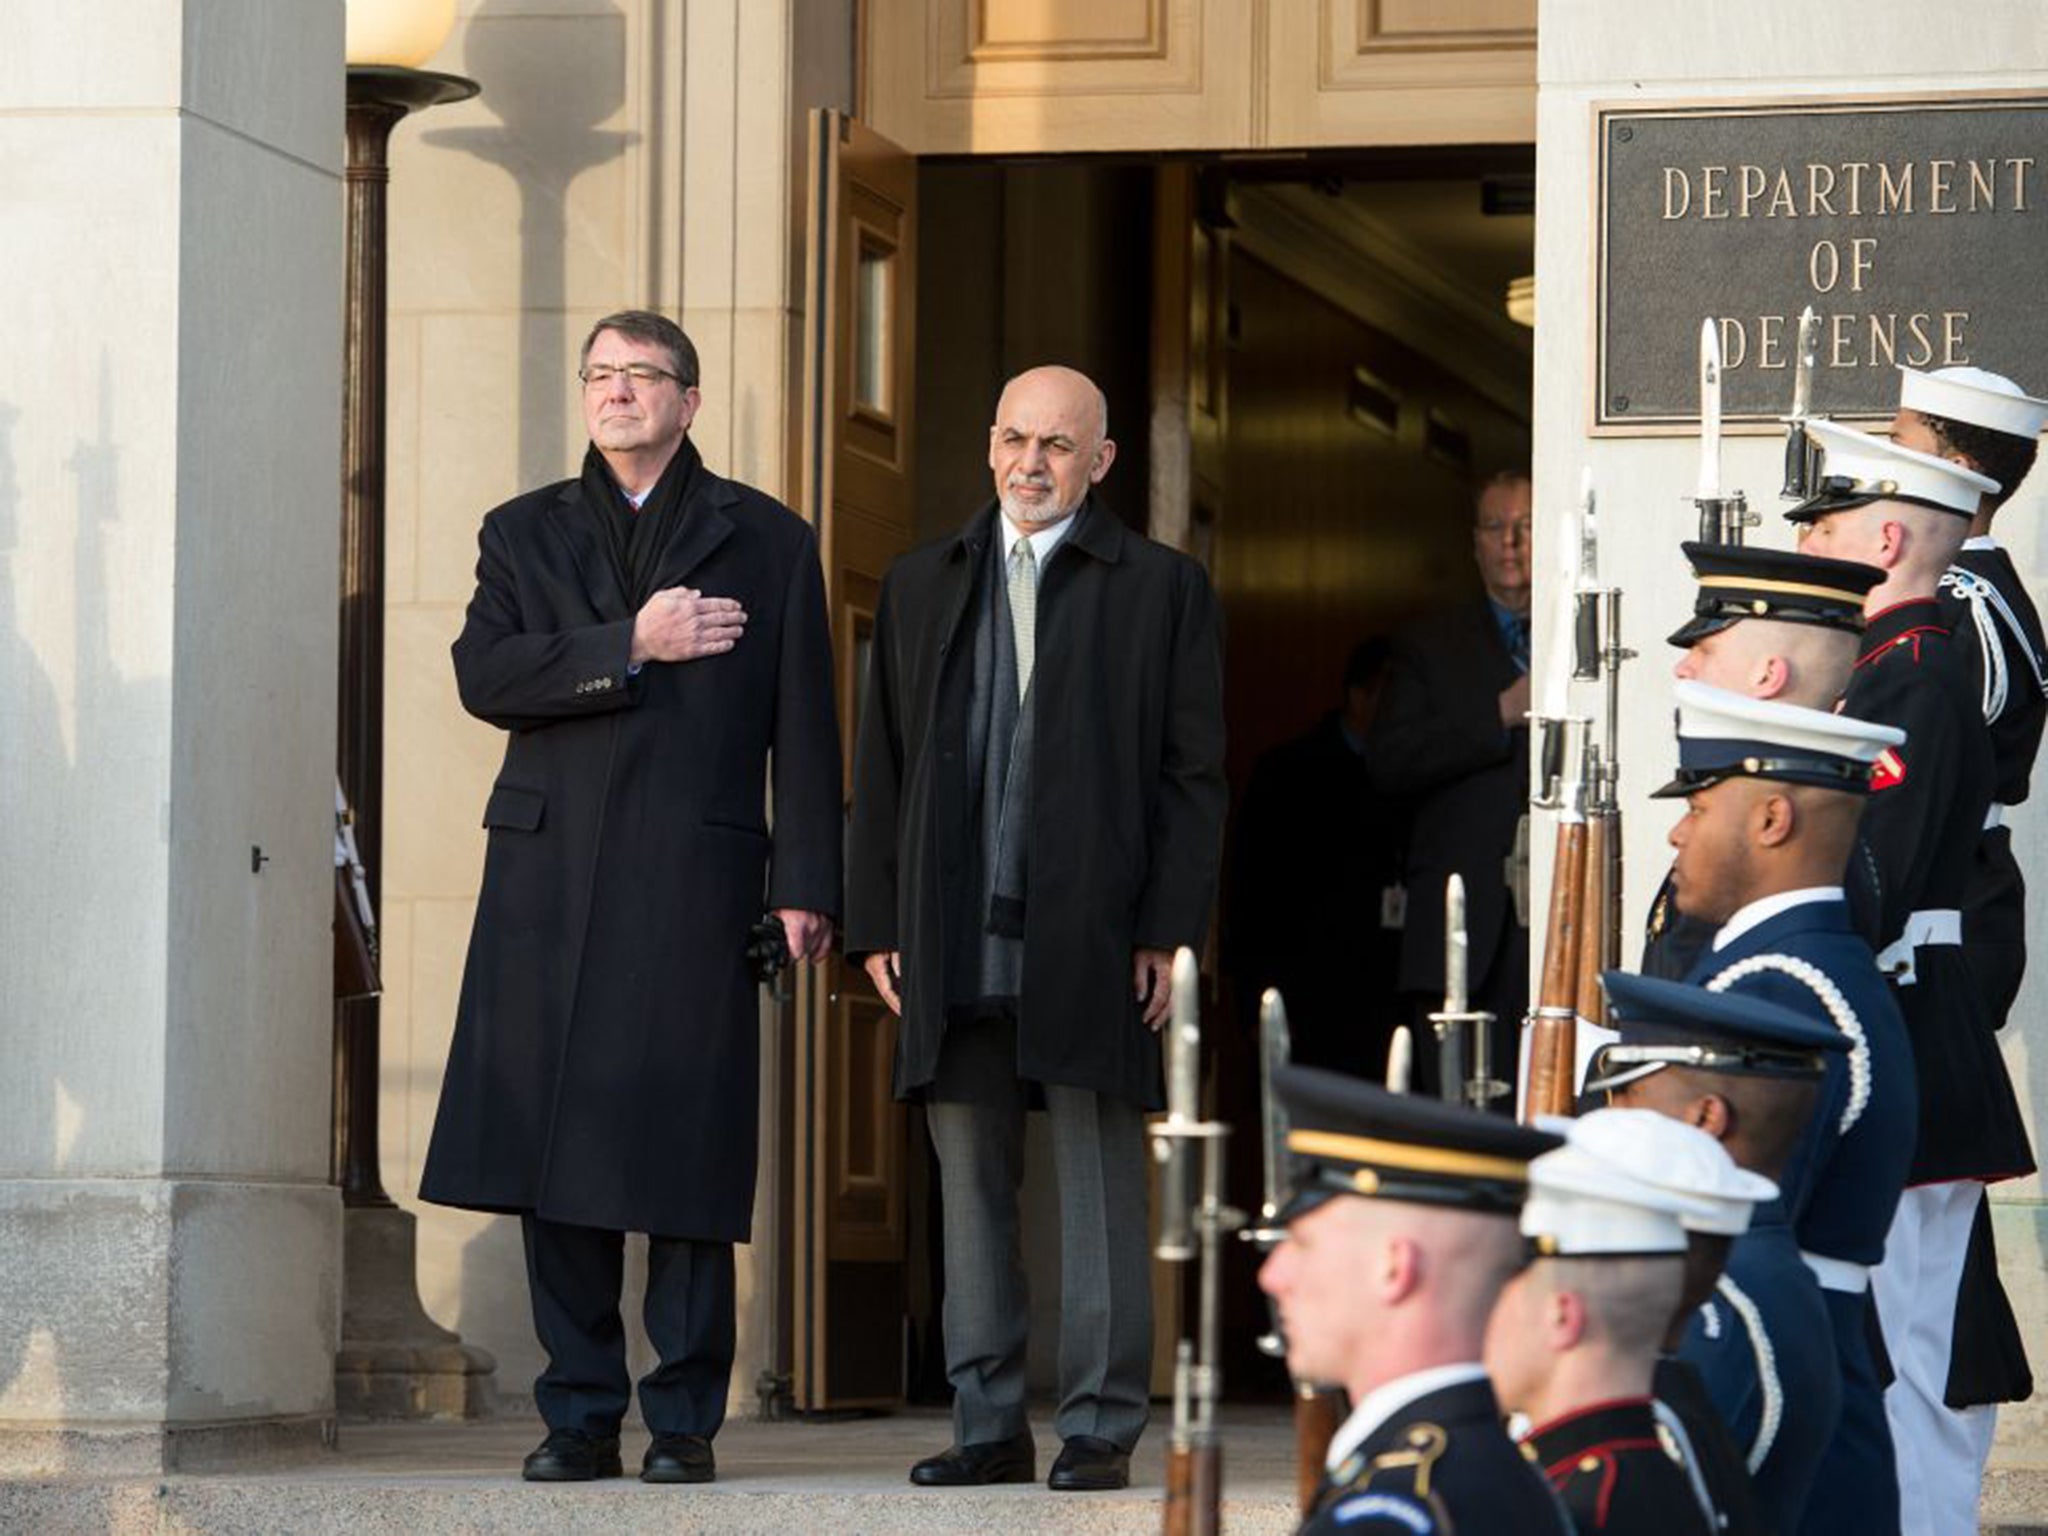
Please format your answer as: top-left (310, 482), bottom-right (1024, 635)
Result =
top-left (579, 437), bottom-right (704, 609)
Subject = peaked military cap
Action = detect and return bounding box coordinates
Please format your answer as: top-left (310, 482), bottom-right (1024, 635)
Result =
top-left (1275, 1064), bottom-right (1561, 1220)
top-left (1667, 541), bottom-right (1883, 648)
top-left (1520, 1110), bottom-right (1726, 1257)
top-left (1585, 971), bottom-right (1846, 1095)
top-left (1548, 1107), bottom-right (1778, 1237)
top-left (1899, 364), bottom-right (2048, 442)
top-left (1784, 418), bottom-right (1999, 521)
top-left (1651, 678), bottom-right (1906, 798)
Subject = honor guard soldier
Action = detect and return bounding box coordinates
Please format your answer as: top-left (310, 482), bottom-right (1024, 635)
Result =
top-left (1572, 1108), bottom-right (1778, 1536)
top-left (1640, 543), bottom-right (1883, 980)
top-left (1259, 1066), bottom-right (1571, 1535)
top-left (1588, 972), bottom-right (1846, 1533)
top-left (1654, 681), bottom-right (1916, 1536)
top-left (1788, 420), bottom-right (2034, 1534)
top-left (1893, 366), bottom-right (2048, 1020)
top-left (1486, 1109), bottom-right (1721, 1536)
top-left (1890, 365), bottom-right (2046, 1435)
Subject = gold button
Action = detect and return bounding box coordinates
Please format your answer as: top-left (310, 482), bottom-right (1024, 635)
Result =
top-left (1579, 1456), bottom-right (1600, 1474)
top-left (1752, 600), bottom-right (1768, 615)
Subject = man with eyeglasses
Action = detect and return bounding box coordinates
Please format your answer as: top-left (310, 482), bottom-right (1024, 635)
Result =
top-left (1368, 471), bottom-right (1533, 1100)
top-left (420, 310), bottom-right (842, 1486)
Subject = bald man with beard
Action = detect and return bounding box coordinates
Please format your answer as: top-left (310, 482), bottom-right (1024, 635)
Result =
top-left (848, 366), bottom-right (1226, 1492)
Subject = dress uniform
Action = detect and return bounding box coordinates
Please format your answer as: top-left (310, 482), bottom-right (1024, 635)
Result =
top-left (1787, 422), bottom-right (2034, 1533)
top-left (1508, 1113), bottom-right (1722, 1536)
top-left (1655, 682), bottom-right (1917, 1535)
top-left (1589, 971), bottom-right (1847, 1532)
top-left (1568, 1110), bottom-right (1778, 1536)
top-left (1639, 543), bottom-right (1884, 981)
top-left (1900, 365), bottom-right (2048, 1417)
top-left (1269, 1067), bottom-right (1572, 1536)
top-left (1901, 366), bottom-right (2048, 1021)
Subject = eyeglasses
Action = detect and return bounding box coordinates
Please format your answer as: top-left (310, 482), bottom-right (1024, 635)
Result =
top-left (580, 362), bottom-right (683, 390)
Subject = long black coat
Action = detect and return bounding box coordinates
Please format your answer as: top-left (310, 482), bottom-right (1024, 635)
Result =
top-left (844, 502), bottom-right (1225, 1111)
top-left (1367, 599), bottom-right (1527, 997)
top-left (418, 460), bottom-right (841, 1242)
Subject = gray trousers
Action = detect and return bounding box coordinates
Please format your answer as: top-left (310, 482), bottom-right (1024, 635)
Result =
top-left (925, 1012), bottom-right (1153, 1451)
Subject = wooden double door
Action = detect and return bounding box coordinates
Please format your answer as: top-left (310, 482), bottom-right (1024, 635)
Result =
top-left (793, 108), bottom-right (918, 1410)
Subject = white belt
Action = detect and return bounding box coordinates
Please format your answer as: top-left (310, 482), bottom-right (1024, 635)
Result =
top-left (1985, 803), bottom-right (2011, 831)
top-left (1800, 1250), bottom-right (1872, 1293)
top-left (1874, 908), bottom-right (1962, 987)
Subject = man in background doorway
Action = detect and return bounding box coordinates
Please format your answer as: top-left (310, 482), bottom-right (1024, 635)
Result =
top-left (1227, 637), bottom-right (1407, 1078)
top-left (1367, 471), bottom-right (1532, 1101)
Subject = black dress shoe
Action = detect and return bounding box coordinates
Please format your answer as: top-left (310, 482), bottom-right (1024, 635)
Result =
top-left (521, 1427), bottom-right (623, 1482)
top-left (642, 1431), bottom-right (716, 1484)
top-left (908, 1432), bottom-right (1036, 1486)
top-left (1047, 1434), bottom-right (1131, 1491)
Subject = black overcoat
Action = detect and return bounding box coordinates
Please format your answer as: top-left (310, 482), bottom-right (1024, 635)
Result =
top-left (844, 501), bottom-right (1225, 1111)
top-left (418, 460), bottom-right (841, 1242)
top-left (1366, 598), bottom-right (1527, 996)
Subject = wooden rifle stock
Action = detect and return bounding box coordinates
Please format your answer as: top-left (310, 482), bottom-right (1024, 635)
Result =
top-left (1295, 1386), bottom-right (1347, 1513)
top-left (1163, 1440), bottom-right (1222, 1536)
top-left (1572, 807), bottom-right (1613, 1047)
top-left (1523, 815), bottom-right (1586, 1122)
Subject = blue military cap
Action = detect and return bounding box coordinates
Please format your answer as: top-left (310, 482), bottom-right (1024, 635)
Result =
top-left (1276, 1064), bottom-right (1561, 1220)
top-left (1668, 541), bottom-right (1883, 648)
top-left (1651, 679), bottom-right (1905, 799)
top-left (1585, 971), bottom-right (1847, 1095)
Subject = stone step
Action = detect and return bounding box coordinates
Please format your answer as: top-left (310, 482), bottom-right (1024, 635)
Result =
top-left (4, 1408), bottom-right (2045, 1534)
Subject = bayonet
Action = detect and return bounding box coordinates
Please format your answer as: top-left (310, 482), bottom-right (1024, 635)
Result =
top-left (1697, 319), bottom-right (1723, 504)
top-left (1782, 304), bottom-right (1821, 500)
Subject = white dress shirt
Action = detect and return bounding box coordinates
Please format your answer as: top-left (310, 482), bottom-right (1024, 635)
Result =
top-left (1711, 885), bottom-right (1844, 952)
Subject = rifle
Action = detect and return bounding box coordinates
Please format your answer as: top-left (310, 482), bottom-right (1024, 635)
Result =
top-left (1238, 988), bottom-right (1347, 1516)
top-left (1155, 949), bottom-right (1240, 1536)
top-left (1692, 319), bottom-right (1757, 546)
top-left (1570, 485), bottom-right (1631, 1085)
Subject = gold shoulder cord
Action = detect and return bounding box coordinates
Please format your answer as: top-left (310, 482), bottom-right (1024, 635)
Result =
top-left (1363, 1422), bottom-right (1450, 1498)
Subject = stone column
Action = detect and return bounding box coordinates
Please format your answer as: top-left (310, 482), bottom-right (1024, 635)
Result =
top-left (0, 0), bottom-right (345, 1473)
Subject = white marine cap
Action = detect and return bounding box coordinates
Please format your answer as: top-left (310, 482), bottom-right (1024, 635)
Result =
top-left (1787, 418), bottom-right (1999, 521)
top-left (1653, 679), bottom-right (1906, 798)
top-left (1521, 1110), bottom-right (1731, 1257)
top-left (1549, 1108), bottom-right (1777, 1238)
top-left (1898, 365), bottom-right (2048, 441)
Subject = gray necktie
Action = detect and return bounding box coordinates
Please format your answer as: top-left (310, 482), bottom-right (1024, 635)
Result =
top-left (1007, 538), bottom-right (1038, 700)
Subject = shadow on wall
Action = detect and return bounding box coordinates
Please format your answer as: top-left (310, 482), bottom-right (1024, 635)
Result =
top-left (0, 363), bottom-right (172, 1425)
top-left (424, 0), bottom-right (636, 492)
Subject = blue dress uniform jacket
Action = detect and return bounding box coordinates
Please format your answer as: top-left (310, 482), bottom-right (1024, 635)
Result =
top-left (1680, 1208), bottom-right (1839, 1533)
top-left (1686, 897), bottom-right (1914, 1536)
top-left (1525, 1399), bottom-right (1715, 1536)
top-left (1936, 541), bottom-right (2047, 1027)
top-left (1301, 1378), bottom-right (1571, 1535)
top-left (421, 465), bottom-right (843, 1240)
top-left (1842, 600), bottom-right (2030, 1185)
top-left (1936, 542), bottom-right (2045, 1408)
